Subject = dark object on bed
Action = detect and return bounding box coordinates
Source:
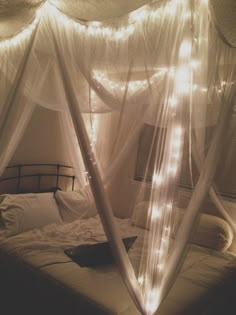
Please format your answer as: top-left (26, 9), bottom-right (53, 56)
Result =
top-left (64, 236), bottom-right (137, 267)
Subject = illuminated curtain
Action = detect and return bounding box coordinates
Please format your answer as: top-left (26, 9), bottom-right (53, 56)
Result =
top-left (0, 1), bottom-right (236, 315)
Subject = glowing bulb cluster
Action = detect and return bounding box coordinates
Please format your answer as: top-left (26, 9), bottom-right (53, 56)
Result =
top-left (151, 206), bottom-right (161, 220)
top-left (145, 289), bottom-right (160, 315)
top-left (169, 96), bottom-right (178, 108)
top-left (138, 275), bottom-right (144, 285)
top-left (93, 69), bottom-right (167, 94)
top-left (175, 65), bottom-right (191, 94)
top-left (89, 90), bottom-right (99, 151)
top-left (153, 174), bottom-right (162, 186)
top-left (0, 0), bottom-right (192, 49)
top-left (129, 7), bottom-right (150, 22)
top-left (93, 61), bottom-right (206, 98)
top-left (0, 5), bottom-right (45, 49)
top-left (179, 39), bottom-right (192, 59)
top-left (87, 24), bottom-right (135, 40)
top-left (169, 126), bottom-right (183, 174)
top-left (1, 2), bottom-right (209, 314)
top-left (50, 3), bottom-right (136, 40)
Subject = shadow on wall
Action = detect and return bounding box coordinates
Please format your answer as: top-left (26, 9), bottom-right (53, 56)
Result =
top-left (10, 106), bottom-right (71, 166)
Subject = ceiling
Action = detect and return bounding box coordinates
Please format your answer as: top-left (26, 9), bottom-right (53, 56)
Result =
top-left (210, 0), bottom-right (236, 47)
top-left (0, 0), bottom-right (236, 47)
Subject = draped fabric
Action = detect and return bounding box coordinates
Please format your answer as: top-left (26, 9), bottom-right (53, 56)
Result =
top-left (0, 1), bottom-right (236, 314)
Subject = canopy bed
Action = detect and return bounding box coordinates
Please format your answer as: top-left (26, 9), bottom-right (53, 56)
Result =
top-left (0, 1), bottom-right (236, 315)
top-left (0, 164), bottom-right (236, 315)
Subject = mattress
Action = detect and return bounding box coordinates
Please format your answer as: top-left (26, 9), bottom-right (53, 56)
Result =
top-left (0, 216), bottom-right (236, 315)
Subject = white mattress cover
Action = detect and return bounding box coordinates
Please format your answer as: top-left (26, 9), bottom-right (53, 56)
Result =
top-left (0, 216), bottom-right (236, 315)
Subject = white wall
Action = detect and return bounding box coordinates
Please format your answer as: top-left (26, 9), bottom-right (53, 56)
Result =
top-left (10, 106), bottom-right (71, 165)
top-left (9, 106), bottom-right (141, 217)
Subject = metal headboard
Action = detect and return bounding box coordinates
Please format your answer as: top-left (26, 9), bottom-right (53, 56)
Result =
top-left (0, 164), bottom-right (76, 194)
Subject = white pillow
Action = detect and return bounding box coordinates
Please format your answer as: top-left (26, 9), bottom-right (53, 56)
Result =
top-left (132, 202), bottom-right (234, 251)
top-left (0, 193), bottom-right (63, 236)
top-left (173, 209), bottom-right (234, 251)
top-left (131, 201), bottom-right (150, 229)
top-left (55, 190), bottom-right (97, 223)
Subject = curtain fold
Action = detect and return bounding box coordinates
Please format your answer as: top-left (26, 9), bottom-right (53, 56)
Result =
top-left (58, 112), bottom-right (88, 189)
top-left (160, 79), bottom-right (236, 305)
top-left (0, 19), bottom-right (40, 135)
top-left (0, 101), bottom-right (36, 175)
top-left (0, 1), bottom-right (236, 315)
top-left (50, 27), bottom-right (145, 314)
top-left (192, 141), bottom-right (236, 233)
top-left (0, 19), bottom-right (40, 175)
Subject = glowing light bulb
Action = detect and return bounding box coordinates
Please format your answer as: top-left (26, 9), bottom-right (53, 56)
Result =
top-left (173, 137), bottom-right (181, 148)
top-left (168, 164), bottom-right (177, 175)
top-left (127, 25), bottom-right (135, 35)
top-left (173, 130), bottom-right (182, 150)
top-left (159, 67), bottom-right (168, 74)
top-left (90, 21), bottom-right (102, 27)
top-left (129, 7), bottom-right (149, 22)
top-left (153, 174), bottom-right (162, 185)
top-left (169, 96), bottom-right (178, 108)
top-left (158, 263), bottom-right (164, 271)
top-left (151, 8), bottom-right (161, 19)
top-left (138, 275), bottom-right (144, 285)
top-left (191, 59), bottom-right (200, 69)
top-left (175, 65), bottom-right (191, 94)
top-left (174, 126), bottom-right (183, 137)
top-left (155, 248), bottom-right (164, 257)
top-left (115, 29), bottom-right (125, 39)
top-left (165, 0), bottom-right (180, 16)
top-left (87, 26), bottom-right (98, 35)
top-left (146, 290), bottom-right (159, 315)
top-left (0, 12), bottom-right (40, 49)
top-left (183, 10), bottom-right (191, 20)
top-left (172, 152), bottom-right (180, 160)
top-left (193, 84), bottom-right (198, 91)
top-left (93, 71), bottom-right (161, 93)
top-left (168, 67), bottom-right (176, 77)
top-left (152, 206), bottom-right (161, 219)
top-left (102, 27), bottom-right (113, 37)
top-left (179, 40), bottom-right (192, 59)
top-left (39, 2), bottom-right (57, 16)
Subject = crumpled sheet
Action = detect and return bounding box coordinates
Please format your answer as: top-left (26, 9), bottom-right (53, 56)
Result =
top-left (0, 215), bottom-right (141, 268)
top-left (0, 216), bottom-right (236, 315)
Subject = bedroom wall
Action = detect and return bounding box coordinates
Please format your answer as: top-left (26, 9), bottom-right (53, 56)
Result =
top-left (108, 149), bottom-right (139, 218)
top-left (107, 133), bottom-right (148, 219)
top-left (7, 106), bottom-right (140, 213)
top-left (10, 106), bottom-right (71, 165)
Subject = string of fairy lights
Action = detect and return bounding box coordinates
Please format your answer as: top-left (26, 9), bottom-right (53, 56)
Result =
top-left (139, 41), bottom-right (191, 314)
top-left (1, 0), bottom-right (212, 314)
top-left (0, 0), bottom-right (192, 46)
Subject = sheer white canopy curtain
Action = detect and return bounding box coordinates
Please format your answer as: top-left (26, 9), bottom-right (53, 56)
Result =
top-left (0, 0), bottom-right (236, 314)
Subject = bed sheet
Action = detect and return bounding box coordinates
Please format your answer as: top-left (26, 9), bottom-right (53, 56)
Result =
top-left (0, 216), bottom-right (236, 315)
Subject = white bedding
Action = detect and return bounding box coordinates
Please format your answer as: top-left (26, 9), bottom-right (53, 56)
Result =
top-left (0, 216), bottom-right (236, 315)
top-left (0, 216), bottom-right (140, 268)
